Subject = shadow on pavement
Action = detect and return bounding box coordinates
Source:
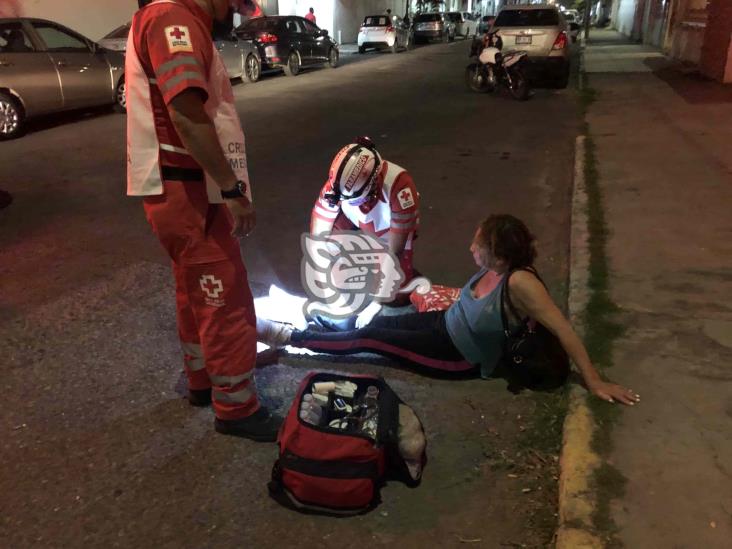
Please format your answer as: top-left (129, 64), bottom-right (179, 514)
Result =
top-left (645, 57), bottom-right (732, 105)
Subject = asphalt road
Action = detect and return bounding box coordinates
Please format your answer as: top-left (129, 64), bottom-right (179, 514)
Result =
top-left (0, 40), bottom-right (579, 547)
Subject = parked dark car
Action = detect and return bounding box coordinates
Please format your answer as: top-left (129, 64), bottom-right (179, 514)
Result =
top-left (0, 18), bottom-right (125, 140)
top-left (234, 16), bottom-right (339, 77)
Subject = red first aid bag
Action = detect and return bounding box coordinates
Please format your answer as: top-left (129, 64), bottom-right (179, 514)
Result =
top-left (410, 284), bottom-right (461, 312)
top-left (268, 372), bottom-right (425, 515)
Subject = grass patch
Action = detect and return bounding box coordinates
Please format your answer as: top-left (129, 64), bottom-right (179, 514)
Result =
top-left (579, 75), bottom-right (627, 547)
top-left (592, 463), bottom-right (627, 547)
top-left (517, 387), bottom-right (569, 542)
top-left (579, 82), bottom-right (629, 544)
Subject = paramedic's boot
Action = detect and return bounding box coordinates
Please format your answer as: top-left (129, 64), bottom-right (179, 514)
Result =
top-left (256, 317), bottom-right (293, 348)
top-left (188, 387), bottom-right (212, 407)
top-left (214, 406), bottom-right (283, 442)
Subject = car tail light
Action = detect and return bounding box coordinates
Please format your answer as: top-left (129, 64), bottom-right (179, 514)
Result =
top-left (386, 26), bottom-right (394, 33)
top-left (552, 31), bottom-right (568, 50)
top-left (258, 32), bottom-right (278, 44)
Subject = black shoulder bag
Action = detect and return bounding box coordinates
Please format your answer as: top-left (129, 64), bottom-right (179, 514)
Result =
top-left (499, 267), bottom-right (570, 391)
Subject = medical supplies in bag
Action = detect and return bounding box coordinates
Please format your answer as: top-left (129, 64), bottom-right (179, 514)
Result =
top-left (268, 372), bottom-right (426, 515)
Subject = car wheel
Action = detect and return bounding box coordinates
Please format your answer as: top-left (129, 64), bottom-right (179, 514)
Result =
top-left (0, 91), bottom-right (24, 140)
top-left (283, 51), bottom-right (300, 76)
top-left (358, 45), bottom-right (365, 54)
top-left (391, 39), bottom-right (398, 54)
top-left (245, 54), bottom-right (261, 82)
top-left (113, 78), bottom-right (126, 113)
top-left (327, 47), bottom-right (339, 68)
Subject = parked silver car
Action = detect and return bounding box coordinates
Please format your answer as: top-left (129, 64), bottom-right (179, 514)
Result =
top-left (0, 18), bottom-right (125, 140)
top-left (493, 4), bottom-right (571, 88)
top-left (98, 23), bottom-right (130, 52)
top-left (99, 20), bottom-right (258, 81)
top-left (412, 12), bottom-right (455, 44)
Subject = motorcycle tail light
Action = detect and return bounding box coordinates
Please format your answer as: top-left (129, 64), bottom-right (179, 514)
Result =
top-left (258, 32), bottom-right (278, 44)
top-left (552, 31), bottom-right (567, 50)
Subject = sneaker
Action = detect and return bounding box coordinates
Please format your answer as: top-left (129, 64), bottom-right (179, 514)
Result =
top-left (188, 387), bottom-right (212, 407)
top-left (256, 318), bottom-right (294, 348)
top-left (214, 406), bottom-right (282, 442)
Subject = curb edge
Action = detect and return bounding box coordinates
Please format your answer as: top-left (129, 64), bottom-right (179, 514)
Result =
top-left (555, 135), bottom-right (603, 548)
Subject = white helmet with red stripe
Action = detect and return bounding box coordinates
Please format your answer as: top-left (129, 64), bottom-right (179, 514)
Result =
top-left (325, 136), bottom-right (382, 207)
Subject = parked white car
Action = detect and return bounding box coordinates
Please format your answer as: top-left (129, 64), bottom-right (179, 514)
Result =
top-left (445, 12), bottom-right (478, 39)
top-left (357, 15), bottom-right (411, 54)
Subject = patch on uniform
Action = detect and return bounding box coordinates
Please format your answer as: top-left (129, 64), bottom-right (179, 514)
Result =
top-left (200, 274), bottom-right (225, 307)
top-left (397, 188), bottom-right (415, 209)
top-left (165, 25), bottom-right (193, 53)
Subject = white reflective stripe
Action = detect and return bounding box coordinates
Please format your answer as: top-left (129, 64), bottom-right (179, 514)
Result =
top-left (391, 211), bottom-right (416, 220)
top-left (156, 55), bottom-right (202, 79)
top-left (148, 78), bottom-right (157, 85)
top-left (181, 342), bottom-right (205, 371)
top-left (391, 220), bottom-right (417, 230)
top-left (314, 204), bottom-right (338, 219)
top-left (210, 371), bottom-right (252, 387)
top-left (213, 387), bottom-right (254, 405)
top-left (185, 356), bottom-right (205, 372)
top-left (160, 143), bottom-right (190, 155)
top-left (181, 342), bottom-right (202, 355)
top-left (160, 70), bottom-right (206, 93)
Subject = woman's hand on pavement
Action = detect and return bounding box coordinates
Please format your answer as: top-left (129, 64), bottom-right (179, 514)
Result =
top-left (589, 380), bottom-right (640, 406)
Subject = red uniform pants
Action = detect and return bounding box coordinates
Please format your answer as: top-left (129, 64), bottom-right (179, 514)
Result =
top-left (143, 181), bottom-right (259, 420)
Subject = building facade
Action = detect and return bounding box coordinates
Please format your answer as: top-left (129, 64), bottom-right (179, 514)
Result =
top-left (610, 0), bottom-right (731, 82)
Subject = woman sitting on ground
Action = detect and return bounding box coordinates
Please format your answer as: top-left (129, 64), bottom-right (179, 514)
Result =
top-left (263, 214), bottom-right (639, 405)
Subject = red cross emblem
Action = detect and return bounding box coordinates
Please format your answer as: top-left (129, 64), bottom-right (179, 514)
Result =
top-left (169, 27), bottom-right (186, 40)
top-left (200, 275), bottom-right (224, 299)
top-left (399, 190), bottom-right (411, 203)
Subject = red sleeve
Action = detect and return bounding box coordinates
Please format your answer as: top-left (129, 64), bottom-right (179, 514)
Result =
top-left (389, 172), bottom-right (420, 234)
top-left (310, 181), bottom-right (340, 233)
top-left (143, 8), bottom-right (212, 105)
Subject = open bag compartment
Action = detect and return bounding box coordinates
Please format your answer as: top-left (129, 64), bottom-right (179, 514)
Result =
top-left (268, 372), bottom-right (426, 515)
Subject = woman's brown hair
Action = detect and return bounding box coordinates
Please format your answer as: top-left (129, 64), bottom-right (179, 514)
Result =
top-left (477, 214), bottom-right (537, 269)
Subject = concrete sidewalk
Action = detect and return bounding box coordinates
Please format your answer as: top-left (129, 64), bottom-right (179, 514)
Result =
top-left (585, 29), bottom-right (732, 547)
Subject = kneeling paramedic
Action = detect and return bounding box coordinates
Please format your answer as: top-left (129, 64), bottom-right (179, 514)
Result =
top-left (126, 0), bottom-right (280, 441)
top-left (310, 137), bottom-right (420, 324)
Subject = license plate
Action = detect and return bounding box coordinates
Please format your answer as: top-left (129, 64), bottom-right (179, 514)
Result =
top-left (515, 35), bottom-right (532, 45)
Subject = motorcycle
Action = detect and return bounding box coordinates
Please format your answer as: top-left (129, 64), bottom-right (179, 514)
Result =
top-left (465, 32), bottom-right (530, 101)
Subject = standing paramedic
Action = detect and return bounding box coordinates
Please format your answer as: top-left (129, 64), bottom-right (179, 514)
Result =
top-left (126, 0), bottom-right (281, 441)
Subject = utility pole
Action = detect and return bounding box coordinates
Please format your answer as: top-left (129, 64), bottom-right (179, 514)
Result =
top-left (583, 0), bottom-right (592, 43)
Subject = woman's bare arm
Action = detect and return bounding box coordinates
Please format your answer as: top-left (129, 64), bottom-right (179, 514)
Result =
top-left (509, 270), bottom-right (640, 405)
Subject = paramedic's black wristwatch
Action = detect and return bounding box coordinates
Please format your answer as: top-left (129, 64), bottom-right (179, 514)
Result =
top-left (221, 180), bottom-right (247, 199)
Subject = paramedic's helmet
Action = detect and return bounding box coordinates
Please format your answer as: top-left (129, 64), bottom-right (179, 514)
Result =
top-left (325, 137), bottom-right (382, 206)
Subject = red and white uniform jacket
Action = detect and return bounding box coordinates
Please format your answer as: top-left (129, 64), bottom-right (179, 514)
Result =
top-left (126, 0), bottom-right (252, 204)
top-left (311, 161), bottom-right (419, 250)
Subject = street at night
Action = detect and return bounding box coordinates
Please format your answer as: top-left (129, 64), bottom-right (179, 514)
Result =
top-left (3, 0), bottom-right (732, 547)
top-left (1, 40), bottom-right (578, 547)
